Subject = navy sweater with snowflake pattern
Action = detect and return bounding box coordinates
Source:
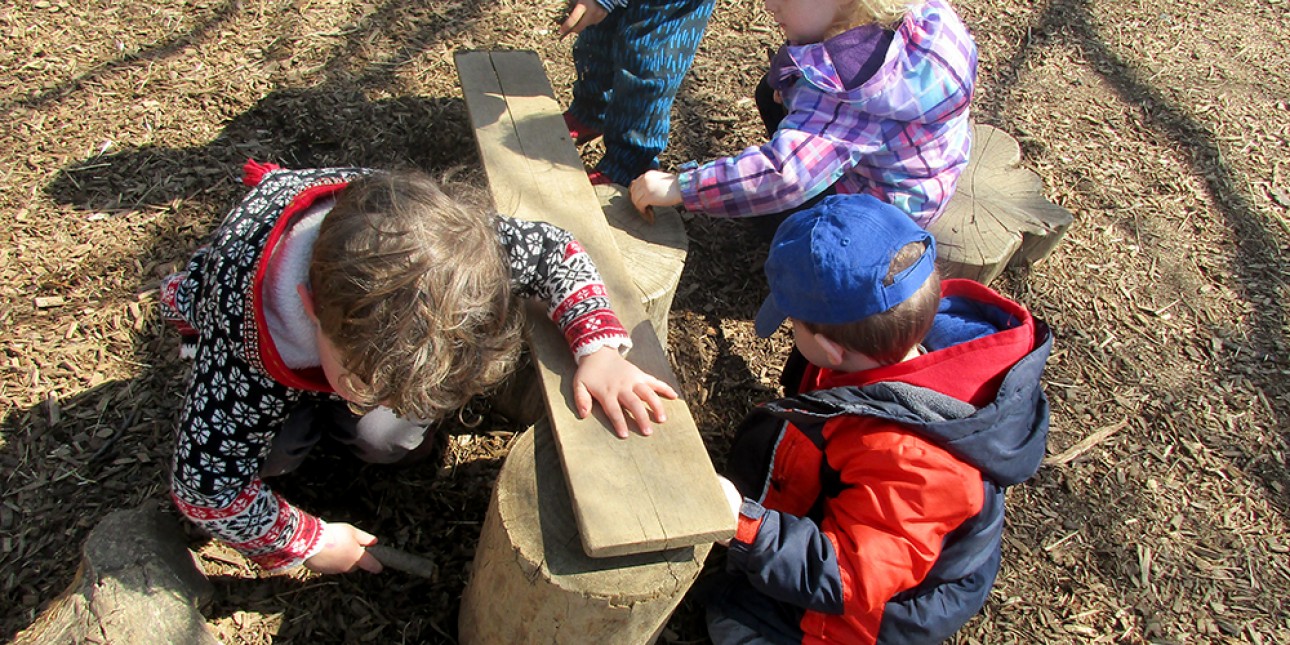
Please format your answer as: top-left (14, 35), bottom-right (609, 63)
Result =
top-left (162, 162), bottom-right (630, 571)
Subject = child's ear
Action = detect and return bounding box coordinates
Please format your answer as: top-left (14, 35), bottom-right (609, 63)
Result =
top-left (810, 331), bottom-right (849, 368)
top-left (296, 283), bottom-right (318, 323)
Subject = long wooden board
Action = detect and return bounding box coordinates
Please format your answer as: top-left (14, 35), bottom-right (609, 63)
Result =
top-left (455, 50), bottom-right (733, 557)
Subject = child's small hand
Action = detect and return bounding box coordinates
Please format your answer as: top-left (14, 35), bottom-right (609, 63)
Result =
top-left (630, 171), bottom-right (682, 219)
top-left (716, 476), bottom-right (743, 547)
top-left (572, 347), bottom-right (679, 438)
top-left (305, 522), bottom-right (384, 575)
top-left (558, 0), bottom-right (608, 38)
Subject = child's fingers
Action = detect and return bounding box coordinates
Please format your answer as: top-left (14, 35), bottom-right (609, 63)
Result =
top-left (572, 381), bottom-right (593, 419)
top-left (593, 394), bottom-right (634, 441)
top-left (649, 376), bottom-right (678, 400)
top-left (634, 384), bottom-right (668, 424)
top-left (558, 5), bottom-right (583, 37)
top-left (353, 527), bottom-right (378, 546)
top-left (629, 184), bottom-right (647, 213)
top-left (602, 401), bottom-right (632, 439)
top-left (620, 395), bottom-right (654, 436)
top-left (356, 548), bottom-right (384, 574)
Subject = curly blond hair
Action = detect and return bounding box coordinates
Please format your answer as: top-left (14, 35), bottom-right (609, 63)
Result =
top-left (308, 170), bottom-right (524, 421)
top-left (834, 0), bottom-right (922, 33)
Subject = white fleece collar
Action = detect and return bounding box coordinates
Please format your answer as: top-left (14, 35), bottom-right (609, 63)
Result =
top-left (264, 199), bottom-right (333, 369)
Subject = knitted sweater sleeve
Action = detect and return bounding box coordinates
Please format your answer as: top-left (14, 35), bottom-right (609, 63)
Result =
top-left (169, 337), bottom-right (324, 573)
top-left (494, 215), bottom-right (631, 359)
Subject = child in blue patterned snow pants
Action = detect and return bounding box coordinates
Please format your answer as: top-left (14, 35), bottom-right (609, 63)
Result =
top-left (563, 0), bottom-right (716, 187)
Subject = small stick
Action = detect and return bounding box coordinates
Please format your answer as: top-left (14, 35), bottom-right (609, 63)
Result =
top-left (368, 544), bottom-right (438, 579)
top-left (1043, 419), bottom-right (1128, 466)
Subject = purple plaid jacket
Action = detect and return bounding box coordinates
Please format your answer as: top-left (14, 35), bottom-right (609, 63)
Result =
top-left (678, 0), bottom-right (977, 227)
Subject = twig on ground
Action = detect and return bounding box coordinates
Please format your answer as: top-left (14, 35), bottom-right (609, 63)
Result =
top-left (1043, 419), bottom-right (1129, 466)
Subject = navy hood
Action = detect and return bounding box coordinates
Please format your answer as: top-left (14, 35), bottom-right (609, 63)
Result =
top-left (764, 298), bottom-right (1052, 487)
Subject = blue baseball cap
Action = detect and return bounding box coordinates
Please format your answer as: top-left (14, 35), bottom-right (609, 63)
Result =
top-left (754, 194), bottom-right (936, 338)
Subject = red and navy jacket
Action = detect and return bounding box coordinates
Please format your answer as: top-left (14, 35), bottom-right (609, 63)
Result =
top-left (715, 280), bottom-right (1052, 644)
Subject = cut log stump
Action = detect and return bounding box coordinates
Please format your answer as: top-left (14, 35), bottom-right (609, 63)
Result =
top-left (595, 184), bottom-right (689, 347)
top-left (927, 123), bottom-right (1073, 283)
top-left (13, 504), bottom-right (217, 645)
top-left (459, 420), bottom-right (712, 645)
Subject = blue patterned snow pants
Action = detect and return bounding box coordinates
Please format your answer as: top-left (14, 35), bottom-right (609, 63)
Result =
top-left (569, 0), bottom-right (716, 185)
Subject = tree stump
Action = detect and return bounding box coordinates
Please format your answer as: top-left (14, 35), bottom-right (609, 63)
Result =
top-left (14, 504), bottom-right (217, 645)
top-left (491, 183), bottom-right (688, 427)
top-left (595, 184), bottom-right (689, 347)
top-left (458, 420), bottom-right (712, 645)
top-left (927, 123), bottom-right (1073, 283)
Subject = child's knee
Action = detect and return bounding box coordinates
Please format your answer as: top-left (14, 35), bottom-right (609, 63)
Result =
top-left (347, 407), bottom-right (433, 464)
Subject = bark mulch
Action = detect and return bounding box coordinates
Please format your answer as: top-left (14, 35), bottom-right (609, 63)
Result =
top-left (2, 0), bottom-right (1288, 642)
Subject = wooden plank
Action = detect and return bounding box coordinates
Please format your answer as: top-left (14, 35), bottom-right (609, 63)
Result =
top-left (456, 50), bottom-right (733, 557)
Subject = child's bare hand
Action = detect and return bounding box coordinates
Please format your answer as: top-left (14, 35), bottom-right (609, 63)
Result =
top-left (304, 522), bottom-right (383, 575)
top-left (630, 171), bottom-right (682, 219)
top-left (572, 347), bottom-right (678, 438)
top-left (559, 0), bottom-right (608, 38)
top-left (716, 476), bottom-right (743, 547)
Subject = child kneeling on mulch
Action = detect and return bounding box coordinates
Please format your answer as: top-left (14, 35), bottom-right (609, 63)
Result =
top-left (703, 194), bottom-right (1052, 643)
top-left (160, 161), bottom-right (676, 575)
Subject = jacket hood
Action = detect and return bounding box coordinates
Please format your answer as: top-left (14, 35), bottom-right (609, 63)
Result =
top-left (768, 0), bottom-right (977, 124)
top-left (917, 320), bottom-right (1051, 485)
top-left (765, 284), bottom-right (1052, 487)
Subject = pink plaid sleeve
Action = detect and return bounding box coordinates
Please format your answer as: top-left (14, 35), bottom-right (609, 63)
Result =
top-left (678, 130), bottom-right (857, 218)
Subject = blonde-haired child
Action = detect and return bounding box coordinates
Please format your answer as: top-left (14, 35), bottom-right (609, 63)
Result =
top-left (630, 0), bottom-right (977, 230)
top-left (162, 162), bottom-right (675, 575)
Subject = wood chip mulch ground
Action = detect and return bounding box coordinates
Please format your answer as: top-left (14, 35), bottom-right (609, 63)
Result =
top-left (2, 0), bottom-right (1289, 642)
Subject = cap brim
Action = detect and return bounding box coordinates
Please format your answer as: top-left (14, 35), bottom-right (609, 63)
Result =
top-left (754, 296), bottom-right (788, 338)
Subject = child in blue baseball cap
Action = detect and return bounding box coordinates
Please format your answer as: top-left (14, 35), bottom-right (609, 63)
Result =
top-left (702, 194), bottom-right (1053, 644)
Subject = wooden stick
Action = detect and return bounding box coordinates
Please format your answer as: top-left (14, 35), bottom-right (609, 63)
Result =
top-left (368, 545), bottom-right (437, 579)
top-left (1043, 419), bottom-right (1128, 466)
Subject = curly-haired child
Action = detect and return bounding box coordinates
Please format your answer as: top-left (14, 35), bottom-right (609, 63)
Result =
top-left (631, 0), bottom-right (977, 230)
top-left (161, 162), bottom-right (676, 575)
top-left (703, 194), bottom-right (1051, 643)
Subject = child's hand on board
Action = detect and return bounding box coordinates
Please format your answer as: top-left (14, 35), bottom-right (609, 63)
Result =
top-left (630, 170), bottom-right (682, 221)
top-left (572, 347), bottom-right (678, 438)
top-left (304, 522), bottom-right (384, 575)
